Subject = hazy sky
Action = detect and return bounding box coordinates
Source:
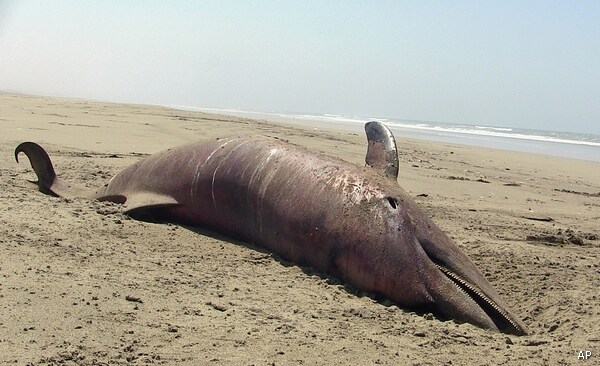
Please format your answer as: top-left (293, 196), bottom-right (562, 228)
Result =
top-left (1, 1), bottom-right (599, 134)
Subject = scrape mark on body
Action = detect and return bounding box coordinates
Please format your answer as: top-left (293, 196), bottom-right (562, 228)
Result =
top-left (211, 139), bottom-right (251, 208)
top-left (190, 138), bottom-right (237, 202)
top-left (324, 172), bottom-right (384, 204)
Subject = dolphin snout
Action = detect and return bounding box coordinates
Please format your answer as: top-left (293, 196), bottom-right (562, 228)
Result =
top-left (416, 235), bottom-right (528, 335)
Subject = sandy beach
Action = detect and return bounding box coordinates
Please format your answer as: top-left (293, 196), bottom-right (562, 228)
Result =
top-left (1, 92), bottom-right (599, 365)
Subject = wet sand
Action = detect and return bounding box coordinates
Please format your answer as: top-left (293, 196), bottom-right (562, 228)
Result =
top-left (1, 93), bottom-right (599, 365)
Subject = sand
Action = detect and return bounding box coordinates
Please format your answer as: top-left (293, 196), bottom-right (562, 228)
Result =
top-left (1, 92), bottom-right (599, 365)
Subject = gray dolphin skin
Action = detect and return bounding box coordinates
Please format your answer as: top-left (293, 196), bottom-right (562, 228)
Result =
top-left (365, 121), bottom-right (399, 180)
top-left (15, 122), bottom-right (527, 335)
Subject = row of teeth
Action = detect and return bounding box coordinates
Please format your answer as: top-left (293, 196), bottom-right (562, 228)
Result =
top-left (435, 264), bottom-right (522, 332)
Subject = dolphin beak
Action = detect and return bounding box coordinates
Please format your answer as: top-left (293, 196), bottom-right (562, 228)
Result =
top-left (416, 234), bottom-right (528, 335)
top-left (430, 259), bottom-right (528, 335)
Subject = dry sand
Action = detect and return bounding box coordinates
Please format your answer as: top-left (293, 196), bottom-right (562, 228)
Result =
top-left (1, 93), bottom-right (599, 365)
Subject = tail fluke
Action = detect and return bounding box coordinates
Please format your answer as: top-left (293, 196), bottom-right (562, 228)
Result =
top-left (15, 142), bottom-right (87, 198)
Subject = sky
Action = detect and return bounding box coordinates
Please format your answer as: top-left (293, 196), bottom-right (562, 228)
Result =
top-left (1, 1), bottom-right (599, 134)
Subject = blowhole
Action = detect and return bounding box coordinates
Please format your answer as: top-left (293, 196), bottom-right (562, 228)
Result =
top-left (387, 197), bottom-right (397, 209)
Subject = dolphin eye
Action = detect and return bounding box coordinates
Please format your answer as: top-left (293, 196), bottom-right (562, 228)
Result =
top-left (386, 197), bottom-right (397, 209)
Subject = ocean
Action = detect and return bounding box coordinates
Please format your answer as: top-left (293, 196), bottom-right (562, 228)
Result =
top-left (171, 106), bottom-right (600, 163)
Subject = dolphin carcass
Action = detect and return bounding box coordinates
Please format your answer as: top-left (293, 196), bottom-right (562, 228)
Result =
top-left (15, 122), bottom-right (527, 335)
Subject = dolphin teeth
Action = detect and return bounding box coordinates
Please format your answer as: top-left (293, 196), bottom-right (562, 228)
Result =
top-left (435, 264), bottom-right (522, 334)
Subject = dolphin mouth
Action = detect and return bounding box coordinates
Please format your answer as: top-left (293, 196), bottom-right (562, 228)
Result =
top-left (434, 263), bottom-right (526, 335)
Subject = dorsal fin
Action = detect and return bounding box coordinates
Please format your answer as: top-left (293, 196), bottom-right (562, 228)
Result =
top-left (364, 121), bottom-right (399, 180)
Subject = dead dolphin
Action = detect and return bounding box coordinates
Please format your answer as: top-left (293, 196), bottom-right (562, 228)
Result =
top-left (15, 122), bottom-right (527, 335)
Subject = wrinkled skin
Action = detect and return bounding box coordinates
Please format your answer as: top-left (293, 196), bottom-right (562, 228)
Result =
top-left (15, 133), bottom-right (527, 335)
